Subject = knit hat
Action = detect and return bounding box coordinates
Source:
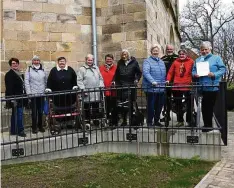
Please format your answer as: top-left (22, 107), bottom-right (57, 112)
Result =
top-left (32, 55), bottom-right (40, 61)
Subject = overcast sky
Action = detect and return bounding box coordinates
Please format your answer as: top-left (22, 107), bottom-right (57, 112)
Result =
top-left (179, 0), bottom-right (233, 12)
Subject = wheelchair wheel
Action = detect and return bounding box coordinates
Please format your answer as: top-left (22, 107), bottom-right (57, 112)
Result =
top-left (49, 117), bottom-right (61, 136)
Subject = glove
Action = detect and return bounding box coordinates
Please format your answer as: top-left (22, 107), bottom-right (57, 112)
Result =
top-left (152, 82), bottom-right (158, 86)
top-left (45, 88), bottom-right (52, 93)
top-left (72, 86), bottom-right (79, 90)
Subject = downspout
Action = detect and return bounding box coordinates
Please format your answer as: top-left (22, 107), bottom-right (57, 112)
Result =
top-left (91, 0), bottom-right (98, 66)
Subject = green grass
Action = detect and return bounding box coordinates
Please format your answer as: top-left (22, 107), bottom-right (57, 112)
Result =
top-left (1, 153), bottom-right (215, 188)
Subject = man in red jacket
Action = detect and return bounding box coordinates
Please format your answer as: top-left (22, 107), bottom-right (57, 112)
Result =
top-left (167, 49), bottom-right (194, 127)
top-left (99, 54), bottom-right (118, 126)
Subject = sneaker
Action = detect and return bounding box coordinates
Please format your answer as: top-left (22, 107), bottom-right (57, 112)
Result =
top-left (18, 131), bottom-right (27, 137)
top-left (38, 127), bottom-right (45, 133)
top-left (175, 122), bottom-right (184, 127)
top-left (32, 129), bottom-right (38, 134)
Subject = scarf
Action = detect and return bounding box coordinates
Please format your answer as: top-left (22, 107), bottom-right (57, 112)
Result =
top-left (104, 63), bottom-right (113, 71)
top-left (150, 56), bottom-right (160, 62)
top-left (13, 69), bottom-right (24, 82)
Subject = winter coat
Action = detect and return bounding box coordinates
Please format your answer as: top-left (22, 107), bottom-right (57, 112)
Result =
top-left (192, 53), bottom-right (226, 91)
top-left (161, 53), bottom-right (178, 74)
top-left (77, 64), bottom-right (104, 102)
top-left (99, 64), bottom-right (117, 96)
top-left (114, 57), bottom-right (142, 86)
top-left (167, 57), bottom-right (194, 91)
top-left (142, 56), bottom-right (166, 93)
top-left (47, 66), bottom-right (77, 107)
top-left (25, 65), bottom-right (46, 95)
top-left (5, 69), bottom-right (27, 107)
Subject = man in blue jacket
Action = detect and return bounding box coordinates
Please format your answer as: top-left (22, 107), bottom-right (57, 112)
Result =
top-left (192, 41), bottom-right (226, 132)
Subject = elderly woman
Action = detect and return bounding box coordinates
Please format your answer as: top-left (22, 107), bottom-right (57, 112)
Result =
top-left (167, 49), bottom-right (194, 127)
top-left (113, 49), bottom-right (142, 126)
top-left (142, 44), bottom-right (166, 127)
top-left (77, 54), bottom-right (104, 126)
top-left (192, 41), bottom-right (226, 132)
top-left (46, 57), bottom-right (77, 107)
top-left (5, 58), bottom-right (26, 137)
top-left (25, 55), bottom-right (46, 134)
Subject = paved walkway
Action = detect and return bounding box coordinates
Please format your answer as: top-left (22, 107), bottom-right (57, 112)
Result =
top-left (195, 112), bottom-right (234, 188)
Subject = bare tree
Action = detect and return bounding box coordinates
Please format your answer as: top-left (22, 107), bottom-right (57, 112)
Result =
top-left (214, 22), bottom-right (234, 84)
top-left (180, 0), bottom-right (234, 52)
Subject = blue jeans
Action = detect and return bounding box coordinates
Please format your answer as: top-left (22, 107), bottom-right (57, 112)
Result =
top-left (11, 107), bottom-right (24, 134)
top-left (146, 92), bottom-right (164, 125)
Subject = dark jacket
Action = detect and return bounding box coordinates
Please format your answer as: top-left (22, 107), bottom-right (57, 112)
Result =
top-left (114, 57), bottom-right (142, 86)
top-left (47, 66), bottom-right (77, 92)
top-left (47, 66), bottom-right (77, 107)
top-left (161, 53), bottom-right (179, 74)
top-left (5, 69), bottom-right (27, 107)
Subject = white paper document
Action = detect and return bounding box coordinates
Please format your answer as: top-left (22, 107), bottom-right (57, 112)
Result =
top-left (196, 61), bottom-right (210, 77)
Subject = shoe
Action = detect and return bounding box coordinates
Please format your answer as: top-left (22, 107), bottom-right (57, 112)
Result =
top-left (32, 129), bottom-right (38, 134)
top-left (154, 122), bottom-right (163, 127)
top-left (18, 131), bottom-right (27, 137)
top-left (175, 122), bottom-right (184, 127)
top-left (121, 121), bottom-right (127, 126)
top-left (201, 126), bottom-right (213, 132)
top-left (38, 127), bottom-right (45, 133)
top-left (160, 116), bottom-right (171, 122)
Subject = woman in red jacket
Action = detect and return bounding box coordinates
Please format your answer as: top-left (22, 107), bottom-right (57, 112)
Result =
top-left (99, 54), bottom-right (118, 126)
top-left (167, 49), bottom-right (194, 127)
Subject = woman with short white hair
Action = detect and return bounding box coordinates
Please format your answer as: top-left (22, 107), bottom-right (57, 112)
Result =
top-left (77, 54), bottom-right (104, 126)
top-left (113, 49), bottom-right (142, 126)
top-left (142, 44), bottom-right (166, 127)
top-left (192, 41), bottom-right (226, 132)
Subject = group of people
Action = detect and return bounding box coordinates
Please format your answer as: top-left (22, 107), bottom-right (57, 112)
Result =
top-left (5, 41), bottom-right (226, 137)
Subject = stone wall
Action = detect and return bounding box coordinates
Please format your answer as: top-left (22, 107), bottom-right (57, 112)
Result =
top-left (0, 0), bottom-right (180, 92)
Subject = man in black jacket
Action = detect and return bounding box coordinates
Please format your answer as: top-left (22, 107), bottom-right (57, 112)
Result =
top-left (160, 44), bottom-right (178, 124)
top-left (5, 58), bottom-right (27, 137)
top-left (114, 49), bottom-right (142, 126)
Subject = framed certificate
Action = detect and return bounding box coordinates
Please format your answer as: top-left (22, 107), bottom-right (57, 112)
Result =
top-left (196, 61), bottom-right (210, 77)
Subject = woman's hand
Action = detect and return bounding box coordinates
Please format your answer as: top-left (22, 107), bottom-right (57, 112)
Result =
top-left (208, 72), bottom-right (215, 78)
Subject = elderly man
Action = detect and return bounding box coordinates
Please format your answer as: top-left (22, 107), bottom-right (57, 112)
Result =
top-left (192, 41), bottom-right (226, 132)
top-left (113, 49), bottom-right (142, 126)
top-left (160, 44), bottom-right (178, 124)
top-left (46, 57), bottom-right (77, 107)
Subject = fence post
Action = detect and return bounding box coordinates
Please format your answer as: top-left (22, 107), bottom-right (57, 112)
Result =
top-left (214, 81), bottom-right (228, 145)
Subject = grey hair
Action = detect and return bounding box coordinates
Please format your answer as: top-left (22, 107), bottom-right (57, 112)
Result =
top-left (121, 49), bottom-right (130, 57)
top-left (85, 54), bottom-right (94, 60)
top-left (200, 41), bottom-right (212, 50)
top-left (150, 44), bottom-right (161, 53)
top-left (178, 49), bottom-right (188, 54)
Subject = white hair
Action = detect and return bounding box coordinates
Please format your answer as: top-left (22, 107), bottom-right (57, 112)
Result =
top-left (85, 54), bottom-right (94, 60)
top-left (121, 49), bottom-right (131, 57)
top-left (200, 41), bottom-right (212, 50)
top-left (150, 44), bottom-right (161, 53)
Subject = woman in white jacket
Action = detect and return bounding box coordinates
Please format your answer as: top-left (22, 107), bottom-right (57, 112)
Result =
top-left (25, 55), bottom-right (46, 133)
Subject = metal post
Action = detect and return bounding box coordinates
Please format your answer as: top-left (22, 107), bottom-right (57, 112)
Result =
top-left (91, 0), bottom-right (98, 66)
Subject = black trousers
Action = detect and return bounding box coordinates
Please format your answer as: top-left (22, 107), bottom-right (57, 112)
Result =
top-left (105, 96), bottom-right (118, 125)
top-left (84, 102), bottom-right (100, 123)
top-left (164, 88), bottom-right (172, 117)
top-left (202, 91), bottom-right (218, 127)
top-left (173, 90), bottom-right (192, 123)
top-left (31, 97), bottom-right (43, 130)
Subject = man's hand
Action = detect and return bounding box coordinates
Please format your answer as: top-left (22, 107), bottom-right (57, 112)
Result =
top-left (165, 80), bottom-right (170, 85)
top-left (208, 72), bottom-right (215, 78)
top-left (194, 74), bottom-right (200, 78)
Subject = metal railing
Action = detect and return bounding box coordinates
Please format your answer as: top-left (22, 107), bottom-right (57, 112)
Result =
top-left (1, 82), bottom-right (227, 161)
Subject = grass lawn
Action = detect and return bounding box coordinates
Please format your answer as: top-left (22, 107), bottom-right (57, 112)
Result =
top-left (1, 153), bottom-right (215, 188)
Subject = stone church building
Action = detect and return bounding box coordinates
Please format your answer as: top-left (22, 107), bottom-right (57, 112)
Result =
top-left (0, 0), bottom-right (180, 91)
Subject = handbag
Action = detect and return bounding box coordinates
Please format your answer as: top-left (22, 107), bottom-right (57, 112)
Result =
top-left (43, 98), bottom-right (49, 115)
